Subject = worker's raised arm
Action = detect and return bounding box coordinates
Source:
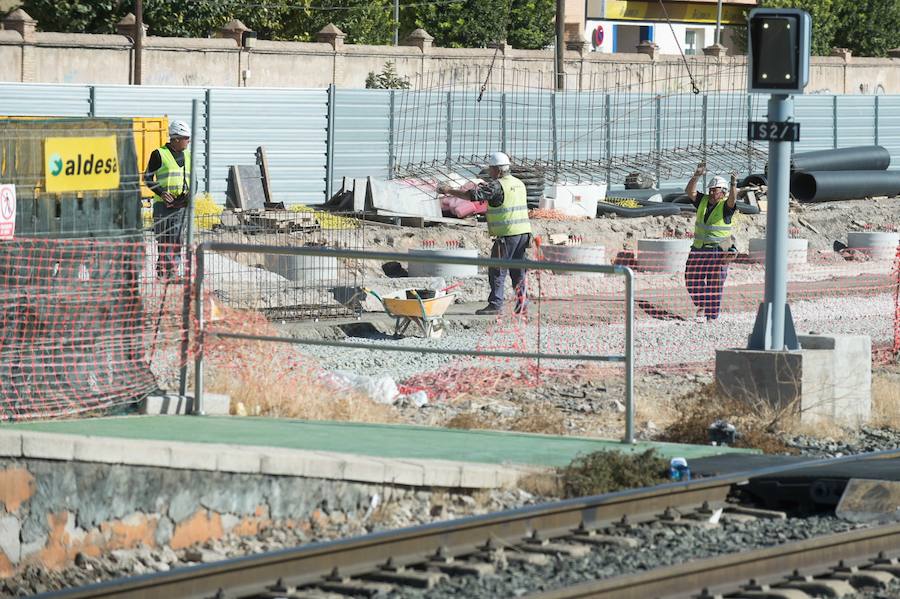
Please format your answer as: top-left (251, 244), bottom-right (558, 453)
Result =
top-left (437, 184), bottom-right (474, 201)
top-left (685, 162), bottom-right (705, 201)
top-left (726, 172), bottom-right (738, 209)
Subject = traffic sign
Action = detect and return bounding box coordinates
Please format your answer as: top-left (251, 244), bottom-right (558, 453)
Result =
top-left (0, 184), bottom-right (16, 240)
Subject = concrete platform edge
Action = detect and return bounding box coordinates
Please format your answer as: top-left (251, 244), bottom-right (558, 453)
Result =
top-left (0, 429), bottom-right (543, 490)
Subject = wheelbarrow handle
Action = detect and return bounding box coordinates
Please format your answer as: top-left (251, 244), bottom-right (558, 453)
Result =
top-left (362, 287), bottom-right (386, 308)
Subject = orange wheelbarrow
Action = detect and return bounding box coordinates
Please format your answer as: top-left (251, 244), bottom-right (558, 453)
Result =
top-left (365, 288), bottom-right (456, 338)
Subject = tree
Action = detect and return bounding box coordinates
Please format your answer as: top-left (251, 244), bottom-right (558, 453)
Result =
top-left (507, 0), bottom-right (555, 49)
top-left (402, 0), bottom-right (554, 49)
top-left (22, 0), bottom-right (129, 33)
top-left (832, 0), bottom-right (900, 57)
top-left (756, 0), bottom-right (839, 57)
top-left (365, 61), bottom-right (411, 89)
top-left (21, 0), bottom-right (394, 44)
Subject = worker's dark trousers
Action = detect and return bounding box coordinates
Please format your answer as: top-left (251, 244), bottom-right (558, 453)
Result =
top-left (685, 246), bottom-right (728, 320)
top-left (152, 202), bottom-right (186, 279)
top-left (488, 233), bottom-right (530, 309)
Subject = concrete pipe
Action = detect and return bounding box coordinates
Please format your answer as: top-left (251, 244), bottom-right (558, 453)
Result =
top-left (407, 248), bottom-right (479, 278)
top-left (637, 238), bottom-right (693, 273)
top-left (263, 253), bottom-right (339, 283)
top-left (748, 238), bottom-right (809, 265)
top-left (791, 145), bottom-right (891, 173)
top-left (846, 231), bottom-right (900, 261)
top-left (540, 244), bottom-right (606, 277)
top-left (791, 170), bottom-right (900, 202)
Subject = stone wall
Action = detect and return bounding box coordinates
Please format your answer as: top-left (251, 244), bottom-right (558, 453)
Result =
top-left (3, 11), bottom-right (900, 93)
top-left (0, 457), bottom-right (405, 576)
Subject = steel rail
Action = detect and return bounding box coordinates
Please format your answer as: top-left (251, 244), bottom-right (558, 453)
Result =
top-left (41, 478), bottom-right (735, 599)
top-left (42, 450), bottom-right (900, 599)
top-left (527, 522), bottom-right (900, 599)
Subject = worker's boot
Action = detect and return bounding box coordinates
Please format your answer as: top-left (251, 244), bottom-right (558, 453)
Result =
top-left (475, 304), bottom-right (501, 316)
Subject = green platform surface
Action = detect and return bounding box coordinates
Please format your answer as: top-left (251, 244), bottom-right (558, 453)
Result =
top-left (5, 417), bottom-right (753, 468)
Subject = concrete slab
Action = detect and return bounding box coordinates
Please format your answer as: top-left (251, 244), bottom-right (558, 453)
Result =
top-left (73, 437), bottom-right (172, 468)
top-left (1, 417), bottom-right (752, 490)
top-left (21, 432), bottom-right (78, 461)
top-left (141, 393), bottom-right (231, 416)
top-left (716, 334), bottom-right (872, 427)
top-left (798, 334), bottom-right (871, 425)
top-left (215, 448), bottom-right (262, 474)
top-left (3, 417), bottom-right (750, 467)
top-left (167, 441), bottom-right (219, 471)
top-left (0, 430), bottom-right (22, 457)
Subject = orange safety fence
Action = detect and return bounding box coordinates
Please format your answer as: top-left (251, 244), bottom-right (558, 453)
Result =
top-left (2, 238), bottom-right (899, 418)
top-left (0, 236), bottom-right (189, 421)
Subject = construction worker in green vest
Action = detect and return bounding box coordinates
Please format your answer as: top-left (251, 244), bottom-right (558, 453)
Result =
top-left (438, 152), bottom-right (532, 316)
top-left (144, 120), bottom-right (191, 280)
top-left (684, 162), bottom-right (738, 321)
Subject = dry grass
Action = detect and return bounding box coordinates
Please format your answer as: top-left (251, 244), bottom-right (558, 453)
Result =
top-left (658, 382), bottom-right (796, 454)
top-left (205, 306), bottom-right (396, 423)
top-left (871, 370), bottom-right (900, 428)
top-left (518, 471), bottom-right (564, 497)
top-left (443, 402), bottom-right (566, 435)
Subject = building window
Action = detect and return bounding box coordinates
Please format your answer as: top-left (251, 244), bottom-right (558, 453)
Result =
top-left (685, 29), bottom-right (704, 55)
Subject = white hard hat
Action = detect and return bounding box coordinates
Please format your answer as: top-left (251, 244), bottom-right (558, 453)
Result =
top-left (168, 120), bottom-right (191, 139)
top-left (709, 176), bottom-right (728, 190)
top-left (488, 152), bottom-right (511, 167)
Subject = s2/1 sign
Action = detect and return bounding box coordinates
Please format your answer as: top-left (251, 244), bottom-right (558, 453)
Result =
top-left (747, 121), bottom-right (800, 142)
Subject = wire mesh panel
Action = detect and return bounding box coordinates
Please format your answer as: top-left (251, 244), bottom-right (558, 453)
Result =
top-left (391, 59), bottom-right (767, 195)
top-left (193, 210), bottom-right (365, 320)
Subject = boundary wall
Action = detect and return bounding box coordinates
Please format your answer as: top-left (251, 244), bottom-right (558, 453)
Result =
top-left (2, 24), bottom-right (900, 94)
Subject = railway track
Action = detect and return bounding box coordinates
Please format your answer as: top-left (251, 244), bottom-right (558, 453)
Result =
top-left (42, 451), bottom-right (900, 599)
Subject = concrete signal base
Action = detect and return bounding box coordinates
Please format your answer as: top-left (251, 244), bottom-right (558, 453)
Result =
top-left (715, 335), bottom-right (871, 427)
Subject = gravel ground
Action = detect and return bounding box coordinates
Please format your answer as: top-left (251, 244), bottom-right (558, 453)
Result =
top-left (297, 292), bottom-right (893, 382)
top-left (0, 488), bottom-right (543, 598)
top-left (785, 426), bottom-right (900, 458)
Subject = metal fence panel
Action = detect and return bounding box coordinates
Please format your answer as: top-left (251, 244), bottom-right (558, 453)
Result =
top-left (836, 96), bottom-right (877, 149)
top-left (0, 83), bottom-right (92, 117)
top-left (333, 88), bottom-right (390, 190)
top-left (208, 88), bottom-right (327, 205)
top-left (793, 95), bottom-right (838, 154)
top-left (556, 90), bottom-right (603, 165)
top-left (506, 89), bottom-right (554, 162)
top-left (876, 96), bottom-right (900, 171)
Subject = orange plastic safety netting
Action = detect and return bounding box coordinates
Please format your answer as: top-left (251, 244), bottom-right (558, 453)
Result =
top-left (0, 237), bottom-right (189, 421)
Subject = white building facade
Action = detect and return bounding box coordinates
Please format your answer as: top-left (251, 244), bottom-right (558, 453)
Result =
top-left (581, 0), bottom-right (756, 55)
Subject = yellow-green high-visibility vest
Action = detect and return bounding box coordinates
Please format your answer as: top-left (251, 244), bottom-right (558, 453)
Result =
top-left (487, 175), bottom-right (531, 237)
top-left (693, 194), bottom-right (732, 249)
top-left (152, 146), bottom-right (191, 204)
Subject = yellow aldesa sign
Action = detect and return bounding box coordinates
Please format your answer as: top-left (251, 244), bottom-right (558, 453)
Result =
top-left (44, 136), bottom-right (120, 193)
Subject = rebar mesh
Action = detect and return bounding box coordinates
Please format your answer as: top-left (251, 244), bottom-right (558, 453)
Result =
top-left (393, 60), bottom-right (766, 193)
top-left (192, 210), bottom-right (365, 320)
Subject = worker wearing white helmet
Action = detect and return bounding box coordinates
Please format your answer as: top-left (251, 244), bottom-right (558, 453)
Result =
top-left (684, 162), bottom-right (738, 321)
top-left (144, 119), bottom-right (192, 280)
top-left (438, 152), bottom-right (532, 316)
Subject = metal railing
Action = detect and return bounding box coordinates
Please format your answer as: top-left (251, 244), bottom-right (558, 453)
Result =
top-left (193, 243), bottom-right (636, 443)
